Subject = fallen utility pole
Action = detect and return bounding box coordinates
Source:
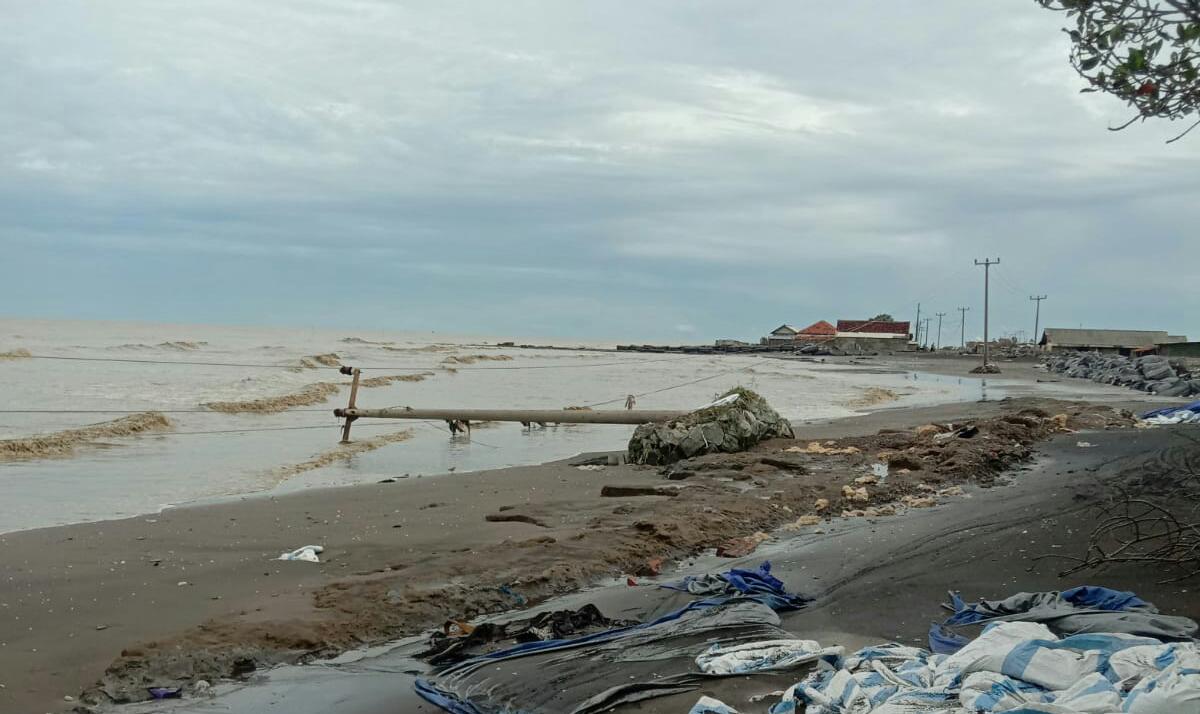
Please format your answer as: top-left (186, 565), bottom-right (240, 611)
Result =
top-left (333, 406), bottom-right (687, 426)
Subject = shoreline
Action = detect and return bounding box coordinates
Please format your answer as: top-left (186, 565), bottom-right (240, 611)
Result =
top-left (0, 355), bottom-right (1030, 537)
top-left (0, 381), bottom-right (1166, 713)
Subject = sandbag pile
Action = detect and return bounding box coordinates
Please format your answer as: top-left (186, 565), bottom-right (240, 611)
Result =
top-left (627, 388), bottom-right (794, 465)
top-left (1043, 352), bottom-right (1199, 397)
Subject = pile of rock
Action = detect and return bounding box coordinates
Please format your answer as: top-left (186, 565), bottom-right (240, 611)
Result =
top-left (627, 387), bottom-right (794, 465)
top-left (1043, 352), bottom-right (1199, 397)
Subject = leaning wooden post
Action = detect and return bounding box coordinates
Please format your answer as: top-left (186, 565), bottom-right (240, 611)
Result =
top-left (339, 366), bottom-right (361, 443)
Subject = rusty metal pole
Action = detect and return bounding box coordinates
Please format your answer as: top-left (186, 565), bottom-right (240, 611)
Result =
top-left (339, 366), bottom-right (361, 443)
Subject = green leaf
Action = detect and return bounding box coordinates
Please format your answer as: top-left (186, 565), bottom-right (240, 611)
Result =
top-left (1128, 48), bottom-right (1147, 71)
top-left (1081, 55), bottom-right (1102, 71)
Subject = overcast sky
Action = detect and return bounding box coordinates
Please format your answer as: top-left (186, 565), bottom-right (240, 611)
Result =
top-left (2, 1), bottom-right (1197, 343)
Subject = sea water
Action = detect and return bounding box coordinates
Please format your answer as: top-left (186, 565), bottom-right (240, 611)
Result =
top-left (1, 318), bottom-right (983, 532)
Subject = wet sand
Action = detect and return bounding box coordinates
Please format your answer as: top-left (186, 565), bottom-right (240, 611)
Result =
top-left (108, 424), bottom-right (1200, 714)
top-left (0, 384), bottom-right (1159, 713)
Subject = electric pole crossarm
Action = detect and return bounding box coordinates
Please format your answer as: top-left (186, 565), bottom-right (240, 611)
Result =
top-left (1030, 295), bottom-right (1047, 346)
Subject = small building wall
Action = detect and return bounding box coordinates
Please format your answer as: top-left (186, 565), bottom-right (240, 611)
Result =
top-left (830, 335), bottom-right (916, 353)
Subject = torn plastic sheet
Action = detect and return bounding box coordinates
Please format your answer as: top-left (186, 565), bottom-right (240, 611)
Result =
top-left (1142, 400), bottom-right (1200, 424)
top-left (771, 621), bottom-right (1200, 713)
top-left (416, 600), bottom-right (793, 713)
top-left (688, 695), bottom-right (741, 713)
top-left (418, 604), bottom-right (639, 666)
top-left (696, 639), bottom-right (842, 675)
top-left (415, 562), bottom-right (810, 714)
top-left (928, 586), bottom-right (1198, 654)
top-left (661, 561), bottom-right (811, 612)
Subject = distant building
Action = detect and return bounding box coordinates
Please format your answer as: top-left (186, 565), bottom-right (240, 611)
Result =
top-left (795, 320), bottom-right (837, 344)
top-left (836, 319), bottom-right (912, 337)
top-left (1039, 328), bottom-right (1187, 355)
top-left (763, 324), bottom-right (800, 347)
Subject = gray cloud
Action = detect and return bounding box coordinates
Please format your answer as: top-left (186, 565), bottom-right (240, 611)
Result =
top-left (2, 0), bottom-right (1198, 341)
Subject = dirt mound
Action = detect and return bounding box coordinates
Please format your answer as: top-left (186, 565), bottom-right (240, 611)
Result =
top-left (297, 353), bottom-right (342, 369)
top-left (441, 355), bottom-right (516, 364)
top-left (0, 348), bottom-right (32, 360)
top-left (0, 412), bottom-right (173, 462)
top-left (340, 337), bottom-right (394, 346)
top-left (356, 372), bottom-right (435, 388)
top-left (382, 344), bottom-right (456, 353)
top-left (204, 383), bottom-right (341, 414)
top-left (847, 386), bottom-right (900, 408)
top-left (271, 430), bottom-right (413, 480)
top-left (157, 341), bottom-right (204, 351)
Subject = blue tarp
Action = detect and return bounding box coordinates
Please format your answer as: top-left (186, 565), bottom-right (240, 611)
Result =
top-left (415, 562), bottom-right (807, 713)
top-left (929, 586), bottom-right (1195, 654)
top-left (661, 561), bottom-right (811, 612)
top-left (1142, 400), bottom-right (1200, 419)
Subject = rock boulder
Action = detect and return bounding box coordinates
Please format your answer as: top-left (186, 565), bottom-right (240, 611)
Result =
top-left (627, 387), bottom-right (794, 465)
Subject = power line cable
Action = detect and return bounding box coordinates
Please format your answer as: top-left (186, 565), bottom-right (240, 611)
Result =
top-left (19, 354), bottom-right (687, 371)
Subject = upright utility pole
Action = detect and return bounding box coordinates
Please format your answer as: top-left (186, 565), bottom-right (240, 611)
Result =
top-left (914, 303), bottom-right (922, 346)
top-left (957, 306), bottom-right (970, 348)
top-left (975, 258), bottom-right (1000, 369)
top-left (935, 312), bottom-right (947, 350)
top-left (922, 318), bottom-right (932, 349)
top-left (1030, 295), bottom-right (1047, 346)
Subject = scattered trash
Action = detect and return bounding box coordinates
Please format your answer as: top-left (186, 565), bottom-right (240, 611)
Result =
top-left (575, 464), bottom-right (606, 471)
top-left (783, 515), bottom-right (822, 530)
top-left (497, 584), bottom-right (526, 607)
top-left (787, 442), bottom-right (860, 455)
top-left (869, 462), bottom-right (888, 480)
top-left (715, 531), bottom-right (770, 558)
top-left (277, 545), bottom-right (324, 563)
top-left (841, 485), bottom-right (869, 503)
top-left (192, 680), bottom-right (213, 697)
top-left (418, 603), bottom-right (638, 666)
top-left (688, 695), bottom-right (740, 714)
top-left (1077, 440), bottom-right (1095, 447)
top-left (147, 686), bottom-right (182, 699)
top-left (933, 424), bottom-right (979, 441)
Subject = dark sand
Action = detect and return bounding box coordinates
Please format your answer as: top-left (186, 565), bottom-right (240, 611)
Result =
top-left (0, 361), bottom-right (1189, 712)
top-left (106, 424), bottom-right (1200, 714)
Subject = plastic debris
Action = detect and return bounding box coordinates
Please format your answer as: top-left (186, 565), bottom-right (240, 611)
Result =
top-left (416, 562), bottom-right (809, 713)
top-left (688, 695), bottom-right (741, 713)
top-left (1142, 400), bottom-right (1200, 424)
top-left (277, 545), bottom-right (324, 563)
top-left (696, 639), bottom-right (842, 675)
top-left (147, 686), bottom-right (182, 699)
top-left (773, 621), bottom-right (1200, 713)
top-left (928, 586), bottom-right (1198, 654)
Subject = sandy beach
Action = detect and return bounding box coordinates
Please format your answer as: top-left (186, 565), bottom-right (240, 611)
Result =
top-left (1, 349), bottom-right (1191, 713)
